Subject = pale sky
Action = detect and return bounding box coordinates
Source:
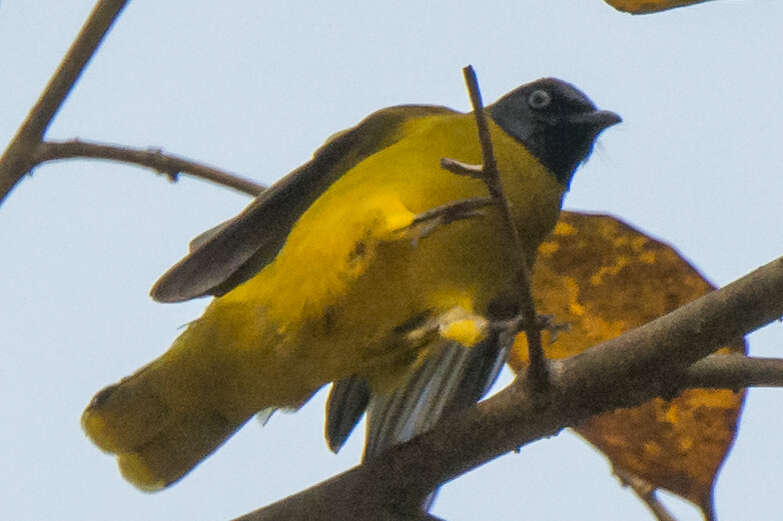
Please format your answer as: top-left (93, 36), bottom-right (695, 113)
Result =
top-left (2, 2), bottom-right (782, 520)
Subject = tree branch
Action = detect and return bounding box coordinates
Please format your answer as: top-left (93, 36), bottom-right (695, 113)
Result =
top-left (442, 65), bottom-right (548, 389)
top-left (0, 0), bottom-right (129, 203)
top-left (614, 468), bottom-right (678, 521)
top-left (35, 139), bottom-right (265, 196)
top-left (685, 353), bottom-right (783, 389)
top-left (233, 256), bottom-right (783, 521)
top-left (0, 0), bottom-right (265, 203)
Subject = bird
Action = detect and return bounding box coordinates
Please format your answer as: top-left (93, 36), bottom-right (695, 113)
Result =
top-left (81, 77), bottom-right (620, 491)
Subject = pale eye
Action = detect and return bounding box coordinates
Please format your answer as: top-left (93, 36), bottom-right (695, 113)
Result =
top-left (528, 89), bottom-right (551, 109)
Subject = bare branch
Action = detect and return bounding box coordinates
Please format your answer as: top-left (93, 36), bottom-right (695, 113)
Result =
top-left (233, 256), bottom-right (783, 521)
top-left (35, 139), bottom-right (265, 196)
top-left (0, 0), bottom-right (264, 202)
top-left (685, 353), bottom-right (783, 389)
top-left (439, 157), bottom-right (485, 179)
top-left (614, 468), bottom-right (678, 521)
top-left (404, 196), bottom-right (494, 246)
top-left (457, 65), bottom-right (548, 389)
top-left (0, 0), bottom-right (129, 203)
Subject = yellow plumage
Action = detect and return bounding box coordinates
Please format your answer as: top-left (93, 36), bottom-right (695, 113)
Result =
top-left (82, 78), bottom-right (619, 490)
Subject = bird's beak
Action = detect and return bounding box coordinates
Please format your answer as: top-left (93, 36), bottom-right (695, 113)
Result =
top-left (569, 110), bottom-right (622, 133)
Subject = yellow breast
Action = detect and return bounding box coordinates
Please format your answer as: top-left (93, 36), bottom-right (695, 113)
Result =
top-left (209, 111), bottom-right (565, 403)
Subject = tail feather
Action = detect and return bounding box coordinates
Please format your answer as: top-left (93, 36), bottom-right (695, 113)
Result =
top-left (82, 304), bottom-right (310, 490)
top-left (116, 410), bottom-right (244, 490)
top-left (81, 372), bottom-right (172, 454)
top-left (83, 373), bottom-right (247, 490)
top-left (81, 327), bottom-right (253, 491)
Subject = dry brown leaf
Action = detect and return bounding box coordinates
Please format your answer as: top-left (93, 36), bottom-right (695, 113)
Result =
top-left (510, 211), bottom-right (745, 519)
top-left (605, 0), bottom-right (714, 14)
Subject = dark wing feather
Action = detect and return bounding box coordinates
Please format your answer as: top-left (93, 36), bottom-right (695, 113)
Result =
top-left (151, 104), bottom-right (459, 302)
top-left (324, 377), bottom-right (370, 453)
top-left (325, 330), bottom-right (509, 458)
top-left (324, 333), bottom-right (509, 511)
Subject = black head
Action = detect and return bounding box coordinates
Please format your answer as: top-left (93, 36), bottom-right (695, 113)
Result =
top-left (488, 78), bottom-right (621, 187)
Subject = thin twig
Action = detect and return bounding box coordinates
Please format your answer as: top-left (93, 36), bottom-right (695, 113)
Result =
top-left (614, 468), bottom-right (678, 521)
top-left (0, 0), bottom-right (130, 204)
top-left (448, 65), bottom-right (548, 389)
top-left (404, 196), bottom-right (494, 245)
top-left (408, 196), bottom-right (494, 226)
top-left (35, 139), bottom-right (265, 196)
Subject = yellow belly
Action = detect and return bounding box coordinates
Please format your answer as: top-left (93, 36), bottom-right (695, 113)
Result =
top-left (204, 113), bottom-right (565, 411)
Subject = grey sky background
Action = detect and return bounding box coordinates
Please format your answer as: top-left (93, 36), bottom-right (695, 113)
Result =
top-left (2, 1), bottom-right (782, 520)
